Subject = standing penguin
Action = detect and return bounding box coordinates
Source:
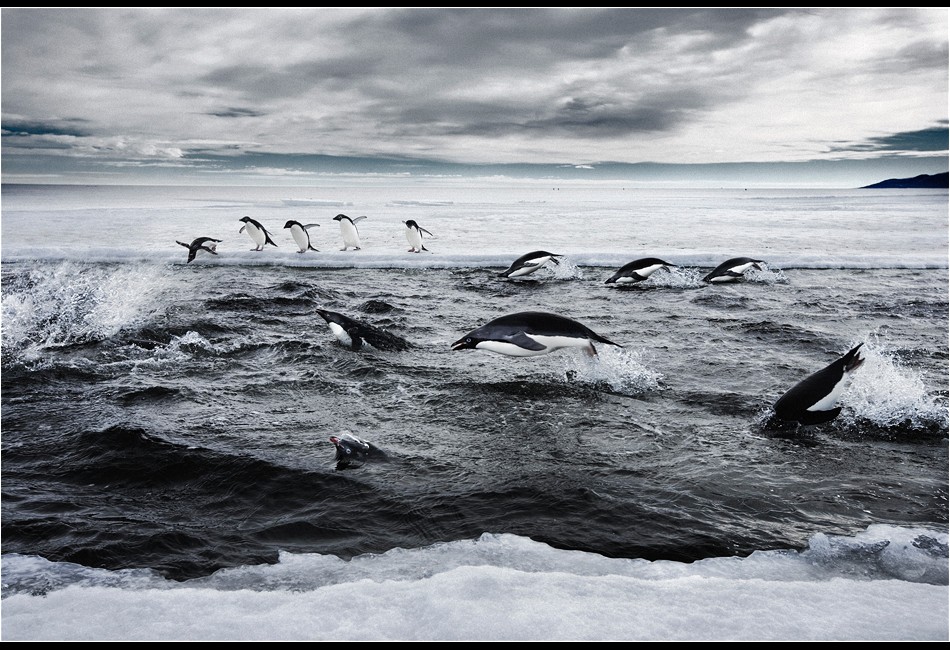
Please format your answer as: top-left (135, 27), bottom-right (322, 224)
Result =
top-left (404, 220), bottom-right (434, 253)
top-left (284, 220), bottom-right (320, 253)
top-left (238, 216), bottom-right (278, 251)
top-left (333, 214), bottom-right (367, 251)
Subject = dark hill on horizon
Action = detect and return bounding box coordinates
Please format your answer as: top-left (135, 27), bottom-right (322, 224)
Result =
top-left (861, 171), bottom-right (948, 189)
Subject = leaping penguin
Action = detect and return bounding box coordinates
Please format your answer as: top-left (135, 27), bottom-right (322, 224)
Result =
top-left (703, 257), bottom-right (764, 283)
top-left (333, 214), bottom-right (367, 251)
top-left (284, 220), bottom-right (320, 253)
top-left (451, 311), bottom-right (622, 357)
top-left (605, 258), bottom-right (676, 285)
top-left (238, 216), bottom-right (278, 251)
top-left (772, 343), bottom-right (865, 425)
top-left (315, 308), bottom-right (411, 351)
top-left (404, 220), bottom-right (434, 253)
top-left (500, 251), bottom-right (562, 279)
top-left (176, 237), bottom-right (222, 263)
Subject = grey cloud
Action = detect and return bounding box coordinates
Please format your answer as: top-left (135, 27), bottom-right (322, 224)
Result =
top-left (208, 108), bottom-right (267, 118)
top-left (830, 125), bottom-right (949, 154)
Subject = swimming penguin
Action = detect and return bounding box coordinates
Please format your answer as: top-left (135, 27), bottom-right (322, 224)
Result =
top-left (605, 258), bottom-right (676, 285)
top-left (238, 216), bottom-right (278, 251)
top-left (333, 214), bottom-right (367, 251)
top-left (315, 308), bottom-right (411, 351)
top-left (500, 251), bottom-right (562, 278)
top-left (772, 343), bottom-right (865, 425)
top-left (703, 257), bottom-right (764, 283)
top-left (283, 220), bottom-right (320, 253)
top-left (329, 432), bottom-right (387, 470)
top-left (404, 220), bottom-right (434, 253)
top-left (176, 237), bottom-right (222, 263)
top-left (451, 311), bottom-right (622, 357)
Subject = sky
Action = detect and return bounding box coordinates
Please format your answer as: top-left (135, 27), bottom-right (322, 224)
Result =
top-left (0, 7), bottom-right (947, 188)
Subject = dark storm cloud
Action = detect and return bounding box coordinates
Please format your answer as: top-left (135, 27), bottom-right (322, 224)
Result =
top-left (1, 118), bottom-right (90, 138)
top-left (830, 125), bottom-right (949, 154)
top-left (207, 108), bottom-right (267, 119)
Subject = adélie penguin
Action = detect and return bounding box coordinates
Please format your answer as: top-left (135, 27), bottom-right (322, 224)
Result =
top-left (703, 257), bottom-right (764, 283)
top-left (500, 251), bottom-right (563, 278)
top-left (451, 311), bottom-right (622, 357)
top-left (404, 219), bottom-right (434, 253)
top-left (315, 308), bottom-right (411, 351)
top-left (772, 343), bottom-right (865, 425)
top-left (329, 432), bottom-right (387, 470)
top-left (605, 258), bottom-right (676, 285)
top-left (284, 220), bottom-right (320, 253)
top-left (238, 216), bottom-right (278, 251)
top-left (333, 214), bottom-right (367, 251)
top-left (176, 237), bottom-right (221, 263)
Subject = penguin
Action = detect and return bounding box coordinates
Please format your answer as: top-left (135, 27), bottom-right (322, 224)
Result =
top-left (238, 216), bottom-right (278, 251)
top-left (605, 258), bottom-right (676, 285)
top-left (451, 311), bottom-right (622, 357)
top-left (500, 251), bottom-right (562, 278)
top-left (329, 432), bottom-right (387, 470)
top-left (404, 219), bottom-right (434, 253)
top-left (333, 214), bottom-right (367, 251)
top-left (315, 308), bottom-right (411, 351)
top-left (703, 257), bottom-right (764, 283)
top-left (283, 220), bottom-right (320, 253)
top-left (772, 343), bottom-right (865, 425)
top-left (176, 237), bottom-right (221, 263)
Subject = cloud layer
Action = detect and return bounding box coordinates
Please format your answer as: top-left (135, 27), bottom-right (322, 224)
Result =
top-left (1, 8), bottom-right (947, 184)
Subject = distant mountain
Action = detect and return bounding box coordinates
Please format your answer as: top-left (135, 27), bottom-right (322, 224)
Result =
top-left (861, 171), bottom-right (949, 189)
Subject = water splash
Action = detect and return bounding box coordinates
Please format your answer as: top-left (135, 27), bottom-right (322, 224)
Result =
top-left (844, 338), bottom-right (948, 433)
top-left (548, 256), bottom-right (584, 280)
top-left (646, 265), bottom-right (705, 289)
top-left (746, 264), bottom-right (789, 284)
top-left (1, 262), bottom-right (170, 362)
top-left (560, 345), bottom-right (663, 395)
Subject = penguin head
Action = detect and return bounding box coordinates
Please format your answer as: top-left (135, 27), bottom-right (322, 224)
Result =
top-left (405, 220), bottom-right (418, 229)
top-left (333, 214), bottom-right (348, 222)
top-left (283, 220), bottom-right (299, 229)
top-left (451, 332), bottom-right (485, 351)
top-left (330, 433), bottom-right (372, 469)
top-left (239, 216), bottom-right (252, 224)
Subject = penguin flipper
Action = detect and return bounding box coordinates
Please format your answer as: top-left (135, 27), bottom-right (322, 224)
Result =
top-left (352, 216), bottom-right (368, 224)
top-left (239, 225), bottom-right (246, 234)
top-left (507, 332), bottom-right (547, 352)
top-left (347, 328), bottom-right (364, 350)
top-left (177, 241), bottom-right (190, 249)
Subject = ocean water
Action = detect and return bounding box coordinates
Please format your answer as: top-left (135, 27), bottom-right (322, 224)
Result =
top-left (1, 182), bottom-right (947, 641)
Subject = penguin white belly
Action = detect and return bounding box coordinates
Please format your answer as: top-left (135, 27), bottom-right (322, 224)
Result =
top-left (246, 226), bottom-right (265, 248)
top-left (290, 227), bottom-right (309, 252)
top-left (807, 372), bottom-right (853, 412)
top-left (327, 322), bottom-right (353, 347)
top-left (475, 334), bottom-right (591, 356)
top-left (637, 263), bottom-right (665, 278)
top-left (406, 227), bottom-right (423, 252)
top-left (340, 223), bottom-right (361, 249)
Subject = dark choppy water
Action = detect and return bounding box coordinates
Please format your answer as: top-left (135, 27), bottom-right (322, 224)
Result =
top-left (2, 258), bottom-right (947, 582)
